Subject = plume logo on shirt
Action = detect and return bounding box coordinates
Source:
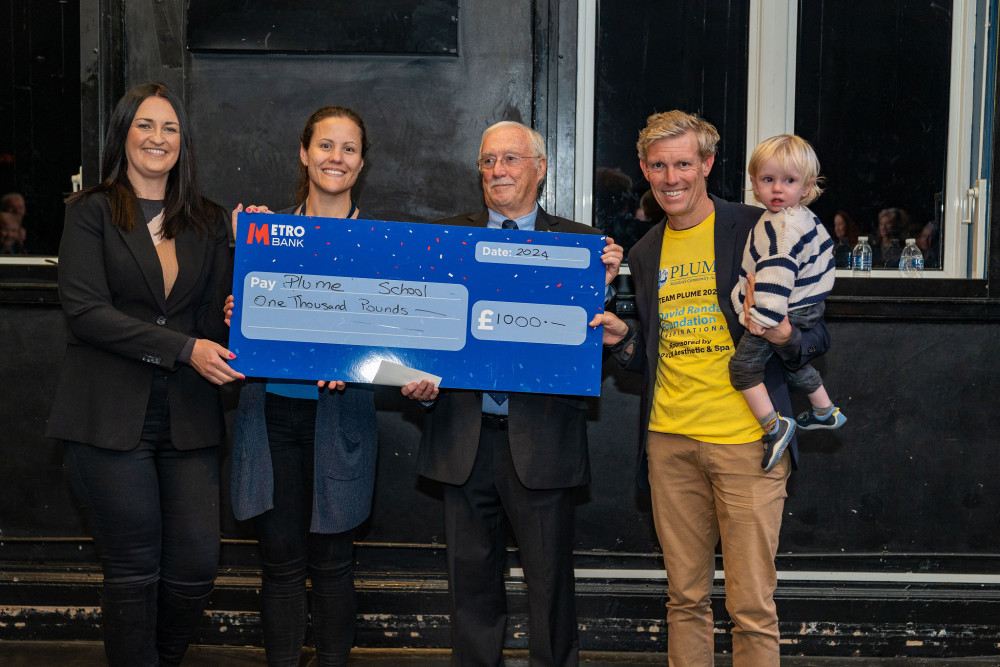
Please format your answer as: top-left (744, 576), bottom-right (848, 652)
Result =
top-left (658, 260), bottom-right (714, 289)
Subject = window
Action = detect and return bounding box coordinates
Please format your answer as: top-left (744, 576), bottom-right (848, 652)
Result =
top-left (581, 0), bottom-right (750, 258)
top-left (582, 0), bottom-right (995, 281)
top-left (0, 0), bottom-right (81, 261)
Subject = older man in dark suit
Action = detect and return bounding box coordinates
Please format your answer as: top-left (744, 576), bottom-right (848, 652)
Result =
top-left (403, 120), bottom-right (621, 666)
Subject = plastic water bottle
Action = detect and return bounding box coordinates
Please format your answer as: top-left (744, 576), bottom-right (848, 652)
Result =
top-left (851, 236), bottom-right (872, 276)
top-left (899, 238), bottom-right (924, 277)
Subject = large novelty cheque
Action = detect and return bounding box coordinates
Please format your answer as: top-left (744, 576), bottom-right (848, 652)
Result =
top-left (229, 213), bottom-right (608, 396)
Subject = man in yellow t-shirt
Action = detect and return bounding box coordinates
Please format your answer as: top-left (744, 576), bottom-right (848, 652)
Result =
top-left (591, 111), bottom-right (830, 666)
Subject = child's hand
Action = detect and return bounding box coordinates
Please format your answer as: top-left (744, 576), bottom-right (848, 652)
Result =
top-left (761, 318), bottom-right (792, 345)
top-left (743, 273), bottom-right (772, 337)
top-left (746, 319), bottom-right (768, 337)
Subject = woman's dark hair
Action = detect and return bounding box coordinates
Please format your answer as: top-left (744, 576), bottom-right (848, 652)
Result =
top-left (834, 209), bottom-right (861, 243)
top-left (293, 106), bottom-right (369, 205)
top-left (66, 82), bottom-right (223, 237)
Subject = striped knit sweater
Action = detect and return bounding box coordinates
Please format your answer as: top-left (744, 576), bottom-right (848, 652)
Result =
top-left (731, 205), bottom-right (835, 329)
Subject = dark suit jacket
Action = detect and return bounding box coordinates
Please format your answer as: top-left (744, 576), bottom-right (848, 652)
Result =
top-left (46, 192), bottom-right (231, 451)
top-left (415, 207), bottom-right (602, 490)
top-left (623, 195), bottom-right (830, 485)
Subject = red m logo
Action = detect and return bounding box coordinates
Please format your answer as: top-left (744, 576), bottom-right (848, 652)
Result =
top-left (246, 223), bottom-right (269, 244)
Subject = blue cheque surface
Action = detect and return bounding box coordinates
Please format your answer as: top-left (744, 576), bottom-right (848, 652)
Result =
top-left (229, 213), bottom-right (607, 395)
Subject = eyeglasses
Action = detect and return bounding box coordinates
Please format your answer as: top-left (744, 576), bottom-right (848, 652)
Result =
top-left (477, 154), bottom-right (541, 171)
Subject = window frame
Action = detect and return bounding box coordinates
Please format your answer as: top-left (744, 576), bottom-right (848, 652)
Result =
top-left (744, 0), bottom-right (987, 281)
top-left (575, 0), bottom-right (1000, 305)
top-left (0, 0), bottom-right (122, 300)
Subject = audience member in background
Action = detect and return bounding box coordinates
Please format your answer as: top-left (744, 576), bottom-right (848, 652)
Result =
top-left (1, 192), bottom-right (26, 223)
top-left (832, 210), bottom-right (860, 268)
top-left (916, 220), bottom-right (941, 269)
top-left (873, 207), bottom-right (910, 268)
top-left (595, 165), bottom-right (652, 253)
top-left (0, 211), bottom-right (28, 254)
top-left (638, 189), bottom-right (665, 224)
top-left (1, 193), bottom-right (28, 253)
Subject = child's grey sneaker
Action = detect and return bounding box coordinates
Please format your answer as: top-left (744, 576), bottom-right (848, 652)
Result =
top-left (796, 407), bottom-right (847, 431)
top-left (761, 415), bottom-right (795, 472)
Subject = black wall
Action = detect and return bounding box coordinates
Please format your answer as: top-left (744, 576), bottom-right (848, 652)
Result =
top-left (88, 0), bottom-right (542, 225)
top-left (2, 0), bottom-right (1000, 659)
top-left (5, 298), bottom-right (1000, 657)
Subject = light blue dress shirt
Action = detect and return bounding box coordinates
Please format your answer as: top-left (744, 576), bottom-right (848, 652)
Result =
top-left (480, 207), bottom-right (539, 415)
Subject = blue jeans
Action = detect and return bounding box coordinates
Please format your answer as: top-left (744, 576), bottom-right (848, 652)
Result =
top-left (729, 304), bottom-right (825, 395)
top-left (63, 371), bottom-right (219, 666)
top-left (253, 393), bottom-right (357, 667)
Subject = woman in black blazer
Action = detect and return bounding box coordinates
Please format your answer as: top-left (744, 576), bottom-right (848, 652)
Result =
top-left (46, 82), bottom-right (241, 666)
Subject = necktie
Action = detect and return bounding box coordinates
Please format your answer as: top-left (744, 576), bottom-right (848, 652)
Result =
top-left (489, 219), bottom-right (517, 406)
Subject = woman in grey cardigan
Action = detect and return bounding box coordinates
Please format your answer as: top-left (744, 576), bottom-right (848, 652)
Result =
top-left (229, 107), bottom-right (378, 667)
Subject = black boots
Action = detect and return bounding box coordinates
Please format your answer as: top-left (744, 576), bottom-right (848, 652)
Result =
top-left (101, 579), bottom-right (212, 667)
top-left (156, 582), bottom-right (213, 666)
top-left (101, 580), bottom-right (158, 666)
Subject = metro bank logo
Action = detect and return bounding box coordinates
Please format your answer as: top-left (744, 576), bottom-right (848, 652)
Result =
top-left (246, 222), bottom-right (306, 247)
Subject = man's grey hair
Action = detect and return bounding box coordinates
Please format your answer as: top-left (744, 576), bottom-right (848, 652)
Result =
top-left (480, 121), bottom-right (547, 160)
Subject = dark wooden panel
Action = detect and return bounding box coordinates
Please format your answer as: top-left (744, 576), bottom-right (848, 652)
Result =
top-left (7, 299), bottom-right (999, 555)
top-left (187, 0), bottom-right (459, 55)
top-left (185, 2), bottom-right (534, 226)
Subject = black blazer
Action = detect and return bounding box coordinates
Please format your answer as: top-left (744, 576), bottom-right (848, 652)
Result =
top-left (415, 208), bottom-right (602, 490)
top-left (46, 192), bottom-right (231, 451)
top-left (624, 195), bottom-right (831, 484)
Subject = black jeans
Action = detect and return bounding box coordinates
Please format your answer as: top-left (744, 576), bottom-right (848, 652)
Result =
top-left (253, 393), bottom-right (357, 667)
top-left (63, 371), bottom-right (220, 666)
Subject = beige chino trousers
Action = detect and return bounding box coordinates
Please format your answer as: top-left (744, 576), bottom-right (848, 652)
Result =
top-left (646, 431), bottom-right (791, 667)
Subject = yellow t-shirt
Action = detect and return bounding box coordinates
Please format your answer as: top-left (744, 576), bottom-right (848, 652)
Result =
top-left (647, 213), bottom-right (762, 444)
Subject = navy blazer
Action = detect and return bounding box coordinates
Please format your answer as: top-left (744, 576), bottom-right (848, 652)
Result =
top-left (416, 207), bottom-right (602, 490)
top-left (46, 192), bottom-right (231, 451)
top-left (621, 195), bottom-right (830, 486)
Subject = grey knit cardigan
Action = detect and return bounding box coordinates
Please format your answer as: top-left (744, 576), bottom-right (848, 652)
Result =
top-left (231, 380), bottom-right (377, 533)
